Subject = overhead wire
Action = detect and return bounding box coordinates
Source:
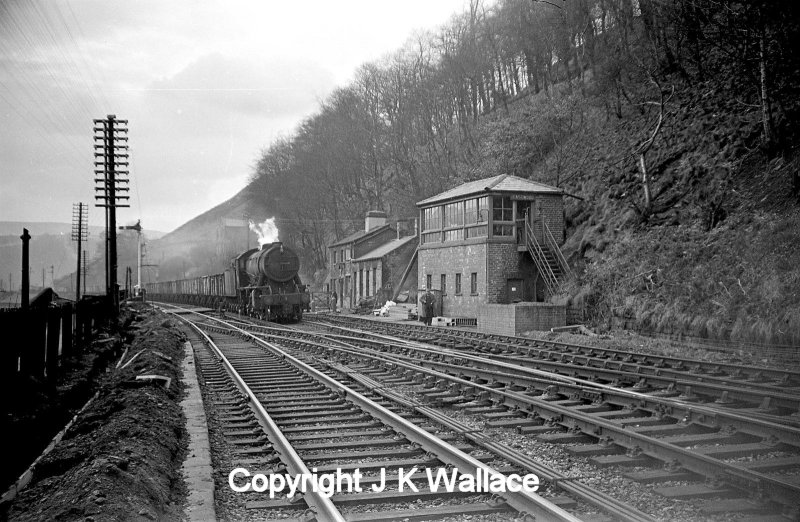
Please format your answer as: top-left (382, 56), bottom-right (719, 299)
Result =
top-left (0, 0), bottom-right (126, 233)
top-left (0, 2), bottom-right (92, 166)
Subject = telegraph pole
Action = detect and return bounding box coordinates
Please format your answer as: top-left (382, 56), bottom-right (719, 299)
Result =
top-left (71, 202), bottom-right (88, 302)
top-left (20, 229), bottom-right (30, 309)
top-left (94, 115), bottom-right (129, 314)
top-left (82, 250), bottom-right (87, 295)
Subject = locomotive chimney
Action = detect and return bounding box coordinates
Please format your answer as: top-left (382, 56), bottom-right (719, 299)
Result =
top-left (365, 210), bottom-right (387, 232)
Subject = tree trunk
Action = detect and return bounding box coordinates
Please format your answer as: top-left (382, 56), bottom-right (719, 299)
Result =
top-left (759, 31), bottom-right (775, 147)
top-left (639, 153), bottom-right (652, 216)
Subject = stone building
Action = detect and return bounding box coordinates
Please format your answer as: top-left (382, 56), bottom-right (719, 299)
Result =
top-left (327, 211), bottom-right (417, 310)
top-left (216, 218), bottom-right (256, 261)
top-left (416, 174), bottom-right (569, 331)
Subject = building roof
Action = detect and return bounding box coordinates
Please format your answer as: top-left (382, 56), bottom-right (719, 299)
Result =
top-left (352, 235), bottom-right (417, 262)
top-left (328, 223), bottom-right (392, 247)
top-left (416, 174), bottom-right (562, 207)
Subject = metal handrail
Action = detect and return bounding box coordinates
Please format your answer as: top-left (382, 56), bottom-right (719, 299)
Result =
top-left (525, 220), bottom-right (559, 295)
top-left (542, 219), bottom-right (572, 279)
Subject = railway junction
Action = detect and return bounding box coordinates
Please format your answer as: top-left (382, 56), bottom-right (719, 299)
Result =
top-left (4, 300), bottom-right (798, 522)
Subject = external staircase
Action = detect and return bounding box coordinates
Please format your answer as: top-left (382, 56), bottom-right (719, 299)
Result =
top-left (524, 218), bottom-right (572, 296)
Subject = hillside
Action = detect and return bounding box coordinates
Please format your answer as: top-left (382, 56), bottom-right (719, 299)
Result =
top-left (237, 1), bottom-right (799, 348)
top-left (474, 77), bottom-right (800, 348)
top-left (0, 221), bottom-right (165, 300)
top-left (127, 2), bottom-right (800, 348)
top-left (145, 188), bottom-right (265, 282)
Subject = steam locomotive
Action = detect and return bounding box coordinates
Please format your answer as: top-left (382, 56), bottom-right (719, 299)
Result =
top-left (145, 242), bottom-right (310, 322)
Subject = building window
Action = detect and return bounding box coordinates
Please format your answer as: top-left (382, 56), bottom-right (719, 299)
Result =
top-left (492, 196), bottom-right (513, 237)
top-left (444, 229), bottom-right (464, 241)
top-left (443, 202), bottom-right (464, 243)
top-left (422, 206), bottom-right (443, 244)
top-left (465, 197), bottom-right (488, 238)
top-left (426, 274), bottom-right (432, 290)
top-left (423, 206), bottom-right (442, 230)
top-left (440, 274), bottom-right (447, 295)
top-left (365, 270), bottom-right (370, 297)
top-left (455, 273), bottom-right (462, 295)
top-left (470, 272), bottom-right (478, 295)
top-left (345, 248), bottom-right (351, 261)
top-left (372, 269), bottom-right (377, 296)
top-left (359, 269), bottom-right (363, 297)
top-left (493, 196), bottom-right (513, 221)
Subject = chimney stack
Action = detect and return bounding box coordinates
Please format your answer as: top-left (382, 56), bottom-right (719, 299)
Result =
top-left (365, 210), bottom-right (387, 232)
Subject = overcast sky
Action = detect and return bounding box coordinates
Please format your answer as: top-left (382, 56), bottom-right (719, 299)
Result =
top-left (0, 0), bottom-right (470, 233)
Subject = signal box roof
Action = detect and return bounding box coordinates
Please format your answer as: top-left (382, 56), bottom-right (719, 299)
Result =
top-left (416, 174), bottom-right (561, 207)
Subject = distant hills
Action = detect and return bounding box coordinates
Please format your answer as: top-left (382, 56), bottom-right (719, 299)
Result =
top-left (0, 221), bottom-right (166, 238)
top-left (0, 221), bottom-right (165, 294)
top-left (144, 187), bottom-right (263, 282)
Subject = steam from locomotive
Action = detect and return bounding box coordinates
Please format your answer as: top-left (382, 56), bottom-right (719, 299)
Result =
top-left (249, 217), bottom-right (279, 247)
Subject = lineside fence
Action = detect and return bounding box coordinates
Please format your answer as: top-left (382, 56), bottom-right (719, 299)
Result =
top-left (0, 296), bottom-right (110, 384)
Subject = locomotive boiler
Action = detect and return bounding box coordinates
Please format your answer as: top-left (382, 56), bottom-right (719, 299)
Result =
top-left (234, 242), bottom-right (310, 321)
top-left (145, 241), bottom-right (310, 322)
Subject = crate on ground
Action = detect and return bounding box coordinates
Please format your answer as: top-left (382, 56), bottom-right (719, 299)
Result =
top-left (386, 304), bottom-right (415, 320)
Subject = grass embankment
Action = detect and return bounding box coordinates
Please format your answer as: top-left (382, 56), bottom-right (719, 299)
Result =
top-left (481, 74), bottom-right (800, 349)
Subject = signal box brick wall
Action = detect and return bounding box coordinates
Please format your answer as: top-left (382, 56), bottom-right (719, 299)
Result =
top-left (420, 241), bottom-right (546, 319)
top-left (537, 194), bottom-right (564, 244)
top-left (419, 243), bottom-right (487, 318)
top-left (486, 243), bottom-right (541, 303)
top-left (478, 303), bottom-right (566, 336)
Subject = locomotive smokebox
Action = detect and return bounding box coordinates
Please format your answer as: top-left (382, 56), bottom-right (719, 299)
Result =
top-left (245, 242), bottom-right (300, 283)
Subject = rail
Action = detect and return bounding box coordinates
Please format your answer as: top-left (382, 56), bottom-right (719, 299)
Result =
top-left (309, 321), bottom-right (800, 508)
top-left (174, 314), bottom-right (346, 522)
top-left (174, 307), bottom-right (582, 522)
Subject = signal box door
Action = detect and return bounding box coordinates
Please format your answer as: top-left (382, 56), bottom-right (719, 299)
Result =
top-left (507, 278), bottom-right (524, 303)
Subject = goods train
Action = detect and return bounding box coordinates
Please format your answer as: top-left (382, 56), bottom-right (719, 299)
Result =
top-left (145, 242), bottom-right (310, 322)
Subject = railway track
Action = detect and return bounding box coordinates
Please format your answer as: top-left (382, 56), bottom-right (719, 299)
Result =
top-left (158, 304), bottom-right (800, 519)
top-left (214, 313), bottom-right (800, 519)
top-left (316, 315), bottom-right (800, 424)
top-left (167, 305), bottom-right (588, 521)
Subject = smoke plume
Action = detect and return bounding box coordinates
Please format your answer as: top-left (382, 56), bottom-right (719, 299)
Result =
top-left (249, 218), bottom-right (279, 247)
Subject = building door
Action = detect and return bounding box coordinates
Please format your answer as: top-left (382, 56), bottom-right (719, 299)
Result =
top-left (507, 278), bottom-right (524, 303)
top-left (516, 201), bottom-right (531, 244)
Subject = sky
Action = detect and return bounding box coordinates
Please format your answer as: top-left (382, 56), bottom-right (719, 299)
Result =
top-left (0, 0), bottom-right (471, 234)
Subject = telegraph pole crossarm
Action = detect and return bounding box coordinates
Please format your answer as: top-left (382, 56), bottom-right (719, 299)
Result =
top-left (71, 202), bottom-right (88, 302)
top-left (94, 115), bottom-right (130, 316)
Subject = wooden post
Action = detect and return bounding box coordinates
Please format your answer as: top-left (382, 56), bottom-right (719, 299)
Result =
top-left (20, 228), bottom-right (30, 310)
